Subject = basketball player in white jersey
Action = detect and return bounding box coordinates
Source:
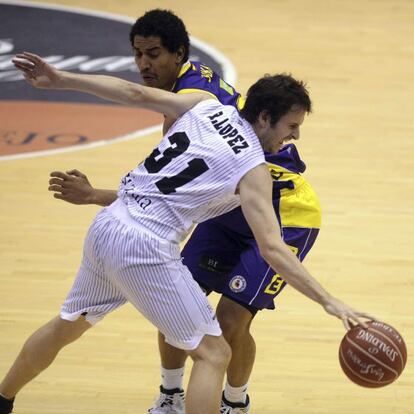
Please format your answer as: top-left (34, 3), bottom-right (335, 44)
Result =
top-left (1, 52), bottom-right (372, 414)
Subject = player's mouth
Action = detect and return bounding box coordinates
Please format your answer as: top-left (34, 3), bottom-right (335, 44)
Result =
top-left (281, 136), bottom-right (293, 145)
top-left (141, 74), bottom-right (157, 84)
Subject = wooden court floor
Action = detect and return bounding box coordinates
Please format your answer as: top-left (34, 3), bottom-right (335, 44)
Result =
top-left (0, 0), bottom-right (413, 413)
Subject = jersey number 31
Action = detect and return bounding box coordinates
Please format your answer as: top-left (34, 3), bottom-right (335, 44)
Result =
top-left (144, 132), bottom-right (209, 195)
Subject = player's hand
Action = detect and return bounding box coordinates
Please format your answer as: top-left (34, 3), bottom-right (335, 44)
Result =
top-left (12, 52), bottom-right (62, 88)
top-left (322, 296), bottom-right (376, 331)
top-left (49, 169), bottom-right (96, 205)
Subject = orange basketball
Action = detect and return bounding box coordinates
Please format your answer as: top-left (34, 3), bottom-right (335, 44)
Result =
top-left (339, 321), bottom-right (407, 388)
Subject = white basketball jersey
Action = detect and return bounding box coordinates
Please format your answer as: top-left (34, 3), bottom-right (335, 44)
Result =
top-left (118, 99), bottom-right (265, 242)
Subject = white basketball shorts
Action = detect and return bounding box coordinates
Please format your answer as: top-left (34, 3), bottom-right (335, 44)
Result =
top-left (61, 199), bottom-right (221, 350)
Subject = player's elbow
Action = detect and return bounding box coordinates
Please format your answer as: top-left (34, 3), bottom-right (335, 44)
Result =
top-left (257, 239), bottom-right (281, 265)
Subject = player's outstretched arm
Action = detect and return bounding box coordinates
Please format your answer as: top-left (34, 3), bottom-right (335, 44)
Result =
top-left (238, 164), bottom-right (374, 330)
top-left (49, 170), bottom-right (117, 206)
top-left (12, 52), bottom-right (209, 119)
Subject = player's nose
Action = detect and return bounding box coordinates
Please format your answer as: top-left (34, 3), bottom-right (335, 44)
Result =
top-left (292, 128), bottom-right (300, 140)
top-left (137, 56), bottom-right (151, 72)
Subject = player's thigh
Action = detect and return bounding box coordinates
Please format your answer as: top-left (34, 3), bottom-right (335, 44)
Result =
top-left (216, 296), bottom-right (254, 340)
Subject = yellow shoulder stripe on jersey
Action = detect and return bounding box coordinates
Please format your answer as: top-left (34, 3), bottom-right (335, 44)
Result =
top-left (267, 162), bottom-right (322, 229)
top-left (219, 79), bottom-right (234, 95)
top-left (236, 95), bottom-right (246, 110)
top-left (177, 61), bottom-right (192, 78)
top-left (176, 88), bottom-right (218, 100)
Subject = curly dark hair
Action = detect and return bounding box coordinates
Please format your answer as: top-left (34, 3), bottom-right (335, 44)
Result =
top-left (129, 9), bottom-right (190, 62)
top-left (241, 74), bottom-right (312, 126)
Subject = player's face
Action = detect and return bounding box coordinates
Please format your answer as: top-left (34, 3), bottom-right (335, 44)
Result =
top-left (266, 106), bottom-right (306, 153)
top-left (133, 35), bottom-right (185, 91)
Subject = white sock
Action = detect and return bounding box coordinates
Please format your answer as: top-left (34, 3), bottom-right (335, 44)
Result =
top-left (224, 382), bottom-right (248, 404)
top-left (161, 366), bottom-right (184, 390)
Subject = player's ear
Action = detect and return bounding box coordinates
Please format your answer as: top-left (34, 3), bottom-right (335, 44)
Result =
top-left (257, 111), bottom-right (270, 128)
top-left (175, 45), bottom-right (186, 65)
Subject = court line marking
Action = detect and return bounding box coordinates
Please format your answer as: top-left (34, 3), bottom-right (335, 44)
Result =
top-left (0, 0), bottom-right (237, 161)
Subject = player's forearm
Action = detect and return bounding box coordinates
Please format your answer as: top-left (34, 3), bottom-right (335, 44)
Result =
top-left (261, 242), bottom-right (331, 306)
top-left (89, 189), bottom-right (118, 206)
top-left (14, 53), bottom-right (207, 117)
top-left (56, 72), bottom-right (205, 117)
top-left (57, 71), bottom-right (146, 107)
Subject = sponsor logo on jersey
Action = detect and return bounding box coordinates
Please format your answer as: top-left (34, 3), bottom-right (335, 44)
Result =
top-left (229, 275), bottom-right (247, 293)
top-left (0, 1), bottom-right (236, 159)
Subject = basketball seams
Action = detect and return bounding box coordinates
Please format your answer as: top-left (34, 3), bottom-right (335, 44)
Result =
top-left (368, 327), bottom-right (405, 367)
top-left (339, 346), bottom-right (397, 386)
top-left (345, 336), bottom-right (399, 376)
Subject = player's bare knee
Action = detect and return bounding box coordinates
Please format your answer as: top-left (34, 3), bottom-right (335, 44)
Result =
top-left (219, 313), bottom-right (252, 345)
top-left (49, 315), bottom-right (91, 344)
top-left (207, 340), bottom-right (231, 370)
top-left (189, 335), bottom-right (231, 369)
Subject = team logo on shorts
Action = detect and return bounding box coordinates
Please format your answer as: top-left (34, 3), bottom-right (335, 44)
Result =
top-left (229, 275), bottom-right (247, 293)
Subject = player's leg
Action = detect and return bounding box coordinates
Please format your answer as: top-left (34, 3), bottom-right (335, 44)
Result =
top-left (0, 315), bottom-right (91, 401)
top-left (108, 219), bottom-right (232, 414)
top-left (158, 331), bottom-right (188, 370)
top-left (148, 220), bottom-right (242, 413)
top-left (148, 331), bottom-right (187, 414)
top-left (186, 334), bottom-right (231, 414)
top-left (151, 331), bottom-right (230, 414)
top-left (216, 296), bottom-right (255, 403)
top-left (211, 245), bottom-right (273, 414)
top-left (0, 210), bottom-right (127, 414)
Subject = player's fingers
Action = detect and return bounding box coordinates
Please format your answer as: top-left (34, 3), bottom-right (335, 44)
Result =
top-left (14, 53), bottom-right (34, 63)
top-left (50, 171), bottom-right (70, 180)
top-left (22, 51), bottom-right (43, 63)
top-left (67, 169), bottom-right (86, 178)
top-left (355, 318), bottom-right (369, 329)
top-left (349, 312), bottom-right (377, 328)
top-left (359, 312), bottom-right (378, 322)
top-left (53, 193), bottom-right (66, 200)
top-left (342, 317), bottom-right (351, 331)
top-left (49, 177), bottom-right (64, 185)
top-left (14, 66), bottom-right (35, 81)
top-left (48, 184), bottom-right (63, 192)
top-left (12, 58), bottom-right (35, 69)
top-left (12, 61), bottom-right (33, 73)
top-left (348, 312), bottom-right (371, 329)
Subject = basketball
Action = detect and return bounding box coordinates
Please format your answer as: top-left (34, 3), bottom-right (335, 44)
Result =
top-left (339, 321), bottom-right (407, 388)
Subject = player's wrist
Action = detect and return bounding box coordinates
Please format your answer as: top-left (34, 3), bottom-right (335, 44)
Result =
top-left (318, 292), bottom-right (334, 308)
top-left (89, 189), bottom-right (117, 206)
top-left (54, 70), bottom-right (71, 89)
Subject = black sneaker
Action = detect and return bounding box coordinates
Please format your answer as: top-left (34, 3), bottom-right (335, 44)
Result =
top-left (0, 395), bottom-right (14, 414)
top-left (148, 385), bottom-right (185, 414)
top-left (220, 392), bottom-right (250, 414)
